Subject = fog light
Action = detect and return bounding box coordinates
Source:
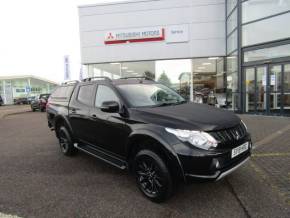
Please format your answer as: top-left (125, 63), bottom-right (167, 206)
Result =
top-left (215, 160), bottom-right (220, 168)
top-left (213, 159), bottom-right (220, 169)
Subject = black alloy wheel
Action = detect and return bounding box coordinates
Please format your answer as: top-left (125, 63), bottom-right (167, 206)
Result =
top-left (134, 149), bottom-right (173, 202)
top-left (57, 126), bottom-right (76, 156)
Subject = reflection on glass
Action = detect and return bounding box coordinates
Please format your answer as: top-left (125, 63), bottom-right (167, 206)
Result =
top-left (227, 30), bottom-right (238, 54)
top-left (283, 94), bottom-right (290, 115)
top-left (87, 63), bottom-right (121, 79)
top-left (191, 58), bottom-right (226, 107)
top-left (284, 65), bottom-right (290, 115)
top-left (284, 64), bottom-right (290, 91)
top-left (227, 53), bottom-right (237, 73)
top-left (117, 83), bottom-right (185, 107)
top-left (121, 61), bottom-right (155, 79)
top-left (269, 65), bottom-right (282, 113)
top-left (85, 57), bottom-right (228, 108)
top-left (243, 12), bottom-right (290, 46)
top-left (245, 68), bottom-right (255, 92)
top-left (227, 0), bottom-right (237, 15)
top-left (155, 59), bottom-right (191, 100)
top-left (269, 65), bottom-right (281, 92)
top-left (242, 0), bottom-right (290, 23)
top-left (227, 9), bottom-right (237, 35)
top-left (245, 68), bottom-right (255, 112)
top-left (256, 67), bottom-right (267, 111)
top-left (244, 44), bottom-right (290, 62)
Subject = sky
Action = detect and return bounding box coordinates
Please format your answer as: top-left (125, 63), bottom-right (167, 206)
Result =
top-left (0, 0), bottom-right (123, 83)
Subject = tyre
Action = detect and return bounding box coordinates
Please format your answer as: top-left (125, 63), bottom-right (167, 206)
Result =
top-left (40, 107), bottom-right (45, 112)
top-left (32, 108), bottom-right (36, 112)
top-left (134, 149), bottom-right (173, 203)
top-left (57, 126), bottom-right (77, 156)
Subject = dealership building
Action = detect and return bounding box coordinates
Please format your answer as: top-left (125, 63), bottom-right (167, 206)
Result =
top-left (78, 0), bottom-right (290, 116)
top-left (0, 75), bottom-right (58, 105)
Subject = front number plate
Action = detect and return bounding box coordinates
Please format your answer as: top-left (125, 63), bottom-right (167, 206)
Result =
top-left (231, 142), bottom-right (249, 158)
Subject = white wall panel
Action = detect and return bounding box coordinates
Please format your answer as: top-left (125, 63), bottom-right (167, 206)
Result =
top-left (79, 0), bottom-right (226, 64)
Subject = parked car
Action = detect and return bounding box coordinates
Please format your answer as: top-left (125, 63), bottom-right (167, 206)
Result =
top-left (27, 96), bottom-right (36, 104)
top-left (0, 95), bottom-right (3, 106)
top-left (14, 97), bottom-right (28, 105)
top-left (31, 94), bottom-right (50, 112)
top-left (47, 77), bottom-right (252, 202)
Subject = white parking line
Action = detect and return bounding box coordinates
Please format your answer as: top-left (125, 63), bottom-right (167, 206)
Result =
top-left (0, 213), bottom-right (22, 218)
top-left (253, 124), bottom-right (290, 149)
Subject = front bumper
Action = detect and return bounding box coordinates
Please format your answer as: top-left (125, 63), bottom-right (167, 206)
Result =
top-left (173, 136), bottom-right (252, 182)
top-left (185, 155), bottom-right (250, 181)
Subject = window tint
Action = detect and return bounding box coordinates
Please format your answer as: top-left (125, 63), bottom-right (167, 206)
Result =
top-left (51, 85), bottom-right (74, 99)
top-left (116, 83), bottom-right (184, 107)
top-left (95, 85), bottom-right (119, 107)
top-left (77, 85), bottom-right (95, 106)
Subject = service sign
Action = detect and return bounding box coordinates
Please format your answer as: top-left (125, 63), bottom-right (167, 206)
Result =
top-left (166, 24), bottom-right (189, 43)
top-left (104, 27), bottom-right (165, 44)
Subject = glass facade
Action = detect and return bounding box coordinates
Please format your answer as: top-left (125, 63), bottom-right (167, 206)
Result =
top-left (226, 0), bottom-right (239, 111)
top-left (227, 0), bottom-right (237, 16)
top-left (82, 0), bottom-right (290, 116)
top-left (242, 0), bottom-right (290, 23)
top-left (243, 12), bottom-right (290, 46)
top-left (241, 0), bottom-right (290, 116)
top-left (244, 43), bottom-right (290, 62)
top-left (0, 77), bottom-right (57, 104)
top-left (86, 57), bottom-right (228, 108)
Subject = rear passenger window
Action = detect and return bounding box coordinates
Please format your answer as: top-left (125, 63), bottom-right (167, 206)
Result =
top-left (95, 85), bottom-right (119, 107)
top-left (77, 85), bottom-right (94, 106)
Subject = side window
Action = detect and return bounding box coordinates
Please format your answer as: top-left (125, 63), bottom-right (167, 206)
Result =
top-left (51, 85), bottom-right (74, 99)
top-left (95, 85), bottom-right (119, 108)
top-left (77, 85), bottom-right (95, 106)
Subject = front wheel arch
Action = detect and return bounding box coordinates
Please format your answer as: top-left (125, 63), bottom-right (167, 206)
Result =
top-left (126, 133), bottom-right (185, 183)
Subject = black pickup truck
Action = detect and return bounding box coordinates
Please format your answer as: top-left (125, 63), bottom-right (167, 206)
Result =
top-left (47, 76), bottom-right (252, 202)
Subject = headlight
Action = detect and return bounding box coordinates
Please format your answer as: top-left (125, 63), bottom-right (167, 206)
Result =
top-left (241, 120), bottom-right (248, 130)
top-left (165, 128), bottom-right (218, 150)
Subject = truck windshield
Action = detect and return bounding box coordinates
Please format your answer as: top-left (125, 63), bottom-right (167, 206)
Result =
top-left (117, 83), bottom-right (186, 107)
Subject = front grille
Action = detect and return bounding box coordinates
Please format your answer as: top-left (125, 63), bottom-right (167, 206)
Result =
top-left (209, 122), bottom-right (247, 149)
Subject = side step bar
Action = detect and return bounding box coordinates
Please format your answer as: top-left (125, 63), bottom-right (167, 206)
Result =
top-left (74, 143), bottom-right (127, 170)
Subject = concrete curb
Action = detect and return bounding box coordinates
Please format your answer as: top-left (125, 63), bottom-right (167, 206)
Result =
top-left (0, 107), bottom-right (31, 119)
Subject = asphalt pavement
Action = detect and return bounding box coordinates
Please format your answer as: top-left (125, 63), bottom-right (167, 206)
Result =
top-left (0, 111), bottom-right (289, 218)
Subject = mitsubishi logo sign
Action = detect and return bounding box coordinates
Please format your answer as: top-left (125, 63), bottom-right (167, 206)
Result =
top-left (104, 27), bottom-right (165, 44)
top-left (234, 131), bottom-right (240, 140)
top-left (107, 32), bottom-right (114, 40)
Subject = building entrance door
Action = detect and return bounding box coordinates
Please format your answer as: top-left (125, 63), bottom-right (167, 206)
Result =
top-left (244, 62), bottom-right (290, 116)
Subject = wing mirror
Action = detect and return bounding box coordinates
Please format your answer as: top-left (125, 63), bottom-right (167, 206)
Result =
top-left (100, 101), bottom-right (119, 113)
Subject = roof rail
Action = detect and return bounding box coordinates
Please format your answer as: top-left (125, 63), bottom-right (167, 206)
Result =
top-left (82, 76), bottom-right (112, 82)
top-left (62, 80), bottom-right (79, 85)
top-left (120, 76), bottom-right (153, 81)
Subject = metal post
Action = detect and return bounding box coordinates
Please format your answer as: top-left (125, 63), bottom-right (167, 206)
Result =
top-left (237, 0), bottom-right (243, 113)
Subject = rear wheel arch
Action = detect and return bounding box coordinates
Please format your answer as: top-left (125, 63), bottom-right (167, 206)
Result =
top-left (54, 116), bottom-right (73, 138)
top-left (126, 134), bottom-right (185, 182)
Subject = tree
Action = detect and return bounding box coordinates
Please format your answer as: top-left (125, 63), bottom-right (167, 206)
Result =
top-left (157, 71), bottom-right (172, 87)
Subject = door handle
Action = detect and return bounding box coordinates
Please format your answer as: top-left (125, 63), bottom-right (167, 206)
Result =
top-left (71, 108), bottom-right (76, 114)
top-left (91, 114), bottom-right (97, 118)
